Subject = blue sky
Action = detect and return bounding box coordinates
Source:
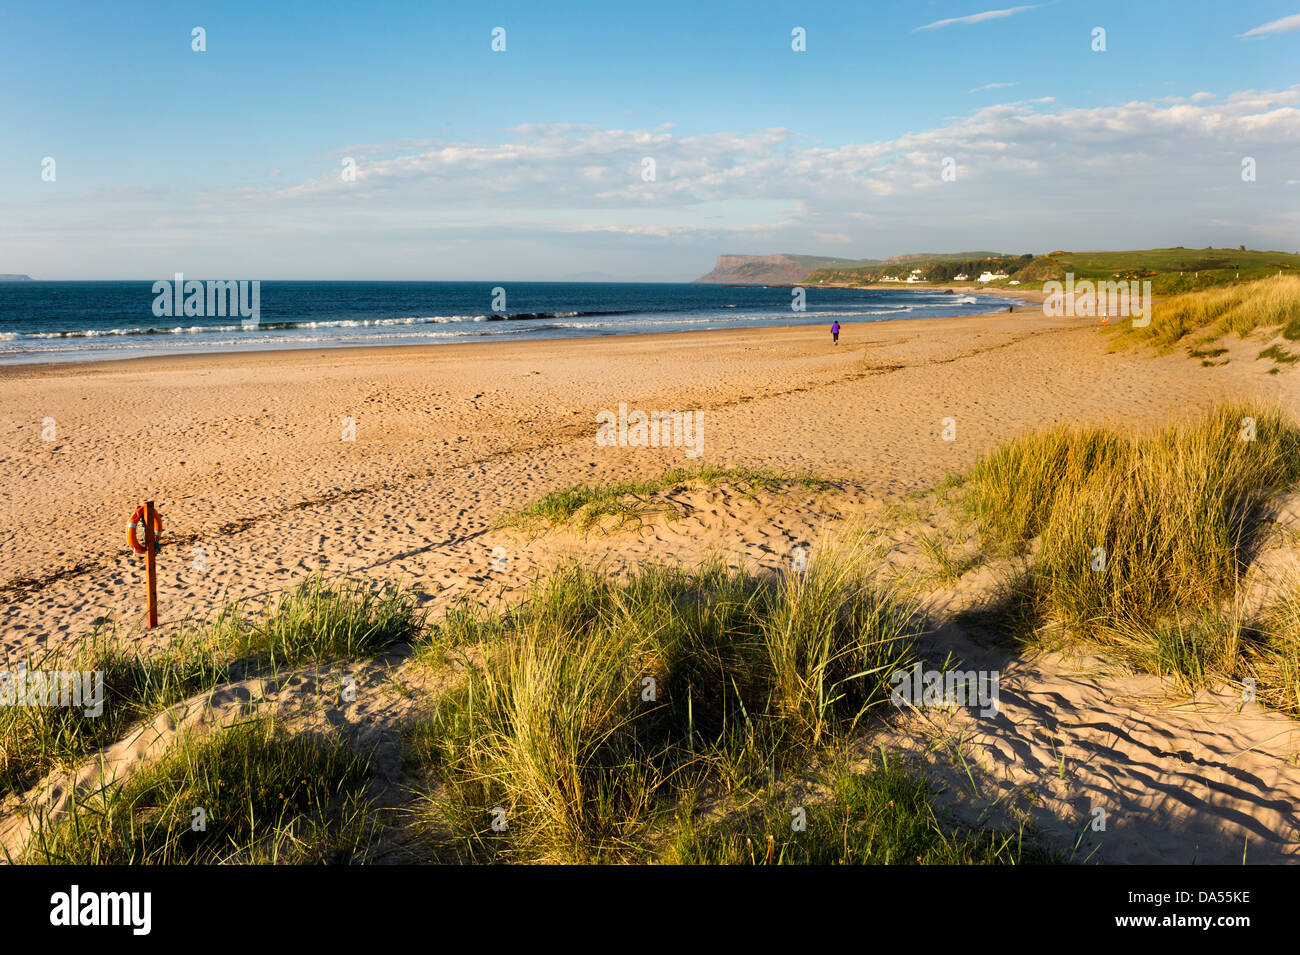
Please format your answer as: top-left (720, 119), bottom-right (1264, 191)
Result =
top-left (2, 0), bottom-right (1298, 279)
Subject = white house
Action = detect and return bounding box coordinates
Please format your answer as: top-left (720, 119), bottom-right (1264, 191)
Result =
top-left (978, 271), bottom-right (1009, 283)
top-left (880, 274), bottom-right (901, 282)
top-left (954, 273), bottom-right (969, 281)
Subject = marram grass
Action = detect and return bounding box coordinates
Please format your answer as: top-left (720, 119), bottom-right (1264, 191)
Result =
top-left (0, 576), bottom-right (426, 801)
top-left (1248, 587), bottom-right (1300, 717)
top-left (410, 542), bottom-right (920, 862)
top-left (666, 758), bottom-right (1055, 865)
top-left (18, 718), bottom-right (375, 865)
top-left (0, 632), bottom-right (228, 800)
top-left (1114, 274), bottom-right (1300, 355)
top-left (961, 402), bottom-right (1300, 692)
top-left (215, 575), bottom-right (427, 668)
top-left (501, 464), bottom-right (839, 533)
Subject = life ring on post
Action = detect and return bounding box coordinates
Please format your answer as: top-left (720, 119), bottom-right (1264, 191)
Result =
top-left (127, 505), bottom-right (163, 554)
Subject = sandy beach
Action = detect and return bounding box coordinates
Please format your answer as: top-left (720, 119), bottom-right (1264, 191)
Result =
top-left (11, 0), bottom-right (1300, 918)
top-left (5, 301), bottom-right (1300, 864)
top-left (2, 300), bottom-right (1285, 648)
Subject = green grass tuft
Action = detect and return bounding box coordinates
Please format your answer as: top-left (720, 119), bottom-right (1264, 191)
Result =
top-left (0, 633), bottom-right (228, 798)
top-left (501, 465), bottom-right (839, 533)
top-left (20, 719), bottom-right (374, 864)
top-left (409, 546), bottom-right (919, 861)
top-left (1259, 343), bottom-right (1299, 365)
top-left (1248, 589), bottom-right (1300, 716)
top-left (0, 576), bottom-right (426, 800)
top-left (666, 760), bottom-right (1054, 864)
top-left (221, 576), bottom-right (428, 668)
top-left (963, 403), bottom-right (1300, 687)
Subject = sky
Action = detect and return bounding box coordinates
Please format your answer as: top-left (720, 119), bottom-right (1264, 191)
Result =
top-left (2, 0), bottom-right (1298, 280)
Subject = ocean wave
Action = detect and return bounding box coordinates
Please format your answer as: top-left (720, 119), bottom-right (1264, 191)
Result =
top-left (11, 309), bottom-right (653, 339)
top-left (6, 297), bottom-right (1007, 342)
top-left (11, 303), bottom-right (984, 344)
top-left (483, 309), bottom-right (635, 321)
top-left (1, 293), bottom-right (1009, 362)
top-left (7, 327), bottom-right (507, 354)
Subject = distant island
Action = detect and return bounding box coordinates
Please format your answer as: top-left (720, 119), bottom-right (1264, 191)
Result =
top-left (0, 274), bottom-right (33, 281)
top-left (693, 248), bottom-right (1300, 293)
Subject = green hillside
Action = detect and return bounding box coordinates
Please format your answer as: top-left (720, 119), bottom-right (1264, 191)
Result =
top-left (805, 247), bottom-right (1300, 291)
top-left (808, 253), bottom-right (1030, 285)
top-left (1039, 248), bottom-right (1300, 292)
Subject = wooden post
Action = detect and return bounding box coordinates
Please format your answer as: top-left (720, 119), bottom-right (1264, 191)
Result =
top-left (143, 500), bottom-right (159, 629)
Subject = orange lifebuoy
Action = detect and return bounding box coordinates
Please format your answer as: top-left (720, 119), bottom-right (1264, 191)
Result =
top-left (127, 505), bottom-right (162, 554)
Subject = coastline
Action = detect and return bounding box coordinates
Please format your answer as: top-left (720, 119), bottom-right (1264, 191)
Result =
top-left (4, 299), bottom-right (1297, 866)
top-left (806, 281), bottom-right (1047, 301)
top-left (0, 302), bottom-right (1035, 378)
top-left (10, 0), bottom-right (1300, 876)
top-left (3, 301), bottom-right (1282, 642)
top-left (0, 283), bottom-right (1019, 371)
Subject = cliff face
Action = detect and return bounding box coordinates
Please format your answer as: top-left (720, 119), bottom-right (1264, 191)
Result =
top-left (694, 254), bottom-right (810, 285)
top-left (693, 254), bottom-right (877, 285)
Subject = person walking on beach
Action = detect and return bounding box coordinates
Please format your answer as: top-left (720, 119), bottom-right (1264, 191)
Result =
top-left (831, 320), bottom-right (840, 345)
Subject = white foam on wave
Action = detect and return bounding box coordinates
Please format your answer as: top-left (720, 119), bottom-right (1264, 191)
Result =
top-left (4, 292), bottom-right (1005, 362)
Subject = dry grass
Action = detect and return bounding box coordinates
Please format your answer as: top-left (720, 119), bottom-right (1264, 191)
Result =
top-left (1115, 275), bottom-right (1300, 355)
top-left (410, 539), bottom-right (921, 861)
top-left (958, 403), bottom-right (1300, 689)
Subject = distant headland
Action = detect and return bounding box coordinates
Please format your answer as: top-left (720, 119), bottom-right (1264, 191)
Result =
top-left (693, 247), bottom-right (1300, 293)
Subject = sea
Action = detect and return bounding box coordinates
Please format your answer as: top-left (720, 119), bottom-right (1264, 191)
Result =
top-left (0, 281), bottom-right (1010, 364)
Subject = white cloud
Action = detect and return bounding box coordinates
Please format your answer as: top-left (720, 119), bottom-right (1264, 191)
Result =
top-left (1191, 92), bottom-right (1216, 102)
top-left (970, 81), bottom-right (1018, 93)
top-left (915, 5), bottom-right (1040, 32)
top-left (8, 88), bottom-right (1300, 278)
top-left (1240, 13), bottom-right (1300, 38)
